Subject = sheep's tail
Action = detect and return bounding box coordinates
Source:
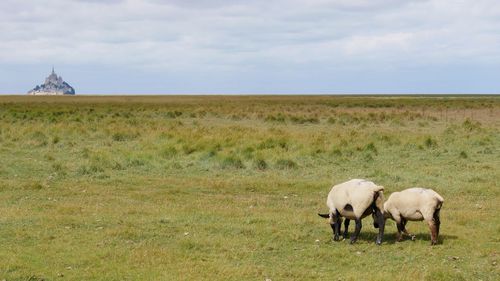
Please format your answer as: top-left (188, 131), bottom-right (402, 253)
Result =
top-left (373, 188), bottom-right (385, 211)
top-left (435, 194), bottom-right (444, 203)
top-left (318, 213), bottom-right (330, 218)
top-left (435, 194), bottom-right (444, 209)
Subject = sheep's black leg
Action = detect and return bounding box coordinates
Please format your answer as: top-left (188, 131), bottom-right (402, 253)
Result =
top-left (401, 218), bottom-right (415, 240)
top-left (343, 219), bottom-right (350, 239)
top-left (374, 207), bottom-right (385, 245)
top-left (396, 222), bottom-right (404, 242)
top-left (428, 220), bottom-right (438, 245)
top-left (372, 212), bottom-right (379, 229)
top-left (370, 191), bottom-right (384, 245)
top-left (401, 218), bottom-right (407, 228)
top-left (433, 209), bottom-right (441, 237)
top-left (432, 209), bottom-right (441, 244)
top-left (330, 222), bottom-right (336, 240)
top-left (350, 219), bottom-right (362, 244)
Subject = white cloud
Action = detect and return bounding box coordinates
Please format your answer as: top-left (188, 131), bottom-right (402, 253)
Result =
top-left (0, 0), bottom-right (499, 93)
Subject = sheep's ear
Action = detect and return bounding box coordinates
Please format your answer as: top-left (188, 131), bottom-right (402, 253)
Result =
top-left (318, 213), bottom-right (330, 218)
top-left (378, 185), bottom-right (384, 191)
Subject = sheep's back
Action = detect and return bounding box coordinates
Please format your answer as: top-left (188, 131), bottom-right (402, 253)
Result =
top-left (386, 188), bottom-right (443, 221)
top-left (328, 179), bottom-right (382, 219)
top-left (385, 191), bottom-right (420, 220)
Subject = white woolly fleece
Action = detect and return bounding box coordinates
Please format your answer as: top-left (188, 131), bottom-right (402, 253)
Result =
top-left (326, 179), bottom-right (384, 221)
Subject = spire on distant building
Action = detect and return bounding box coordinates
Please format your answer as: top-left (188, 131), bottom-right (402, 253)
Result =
top-left (27, 67), bottom-right (75, 95)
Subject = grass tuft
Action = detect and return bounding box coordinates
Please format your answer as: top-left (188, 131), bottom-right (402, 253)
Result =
top-left (424, 136), bottom-right (438, 148)
top-left (112, 131), bottom-right (138, 142)
top-left (364, 142), bottom-right (378, 154)
top-left (220, 156), bottom-right (245, 169)
top-left (462, 118), bottom-right (482, 131)
top-left (23, 181), bottom-right (45, 190)
top-left (254, 158), bottom-right (268, 170)
top-left (275, 158), bottom-right (298, 169)
top-left (161, 146), bottom-right (178, 158)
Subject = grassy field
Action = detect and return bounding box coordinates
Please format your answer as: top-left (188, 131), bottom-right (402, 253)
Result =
top-left (0, 95), bottom-right (499, 281)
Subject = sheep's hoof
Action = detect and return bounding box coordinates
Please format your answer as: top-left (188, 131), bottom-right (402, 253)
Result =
top-left (431, 240), bottom-right (438, 246)
top-left (375, 240), bottom-right (382, 246)
top-left (333, 236), bottom-right (340, 241)
top-left (349, 239), bottom-right (357, 244)
top-left (410, 235), bottom-right (416, 241)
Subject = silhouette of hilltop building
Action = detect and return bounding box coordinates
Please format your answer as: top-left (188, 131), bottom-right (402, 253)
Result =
top-left (28, 68), bottom-right (75, 95)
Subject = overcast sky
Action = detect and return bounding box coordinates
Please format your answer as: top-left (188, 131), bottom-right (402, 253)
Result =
top-left (1, 0), bottom-right (499, 94)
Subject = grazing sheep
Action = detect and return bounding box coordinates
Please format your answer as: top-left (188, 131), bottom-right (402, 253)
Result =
top-left (318, 179), bottom-right (386, 245)
top-left (384, 188), bottom-right (444, 245)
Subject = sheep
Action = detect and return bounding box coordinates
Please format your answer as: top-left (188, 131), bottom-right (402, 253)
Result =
top-left (383, 187), bottom-right (444, 245)
top-left (318, 179), bottom-right (386, 245)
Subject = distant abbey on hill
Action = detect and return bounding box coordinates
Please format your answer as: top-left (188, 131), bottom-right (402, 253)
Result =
top-left (28, 68), bottom-right (75, 95)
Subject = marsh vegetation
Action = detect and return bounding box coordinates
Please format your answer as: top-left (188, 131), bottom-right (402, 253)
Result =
top-left (0, 95), bottom-right (498, 280)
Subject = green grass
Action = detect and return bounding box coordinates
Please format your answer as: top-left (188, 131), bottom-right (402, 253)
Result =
top-left (0, 95), bottom-right (499, 280)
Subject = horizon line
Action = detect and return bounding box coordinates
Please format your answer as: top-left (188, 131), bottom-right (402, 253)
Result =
top-left (1, 93), bottom-right (499, 97)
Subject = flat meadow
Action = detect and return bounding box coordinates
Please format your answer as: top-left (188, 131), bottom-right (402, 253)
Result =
top-left (0, 95), bottom-right (498, 280)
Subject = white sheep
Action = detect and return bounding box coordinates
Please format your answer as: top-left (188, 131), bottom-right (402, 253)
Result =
top-left (318, 179), bottom-right (386, 245)
top-left (384, 187), bottom-right (444, 245)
